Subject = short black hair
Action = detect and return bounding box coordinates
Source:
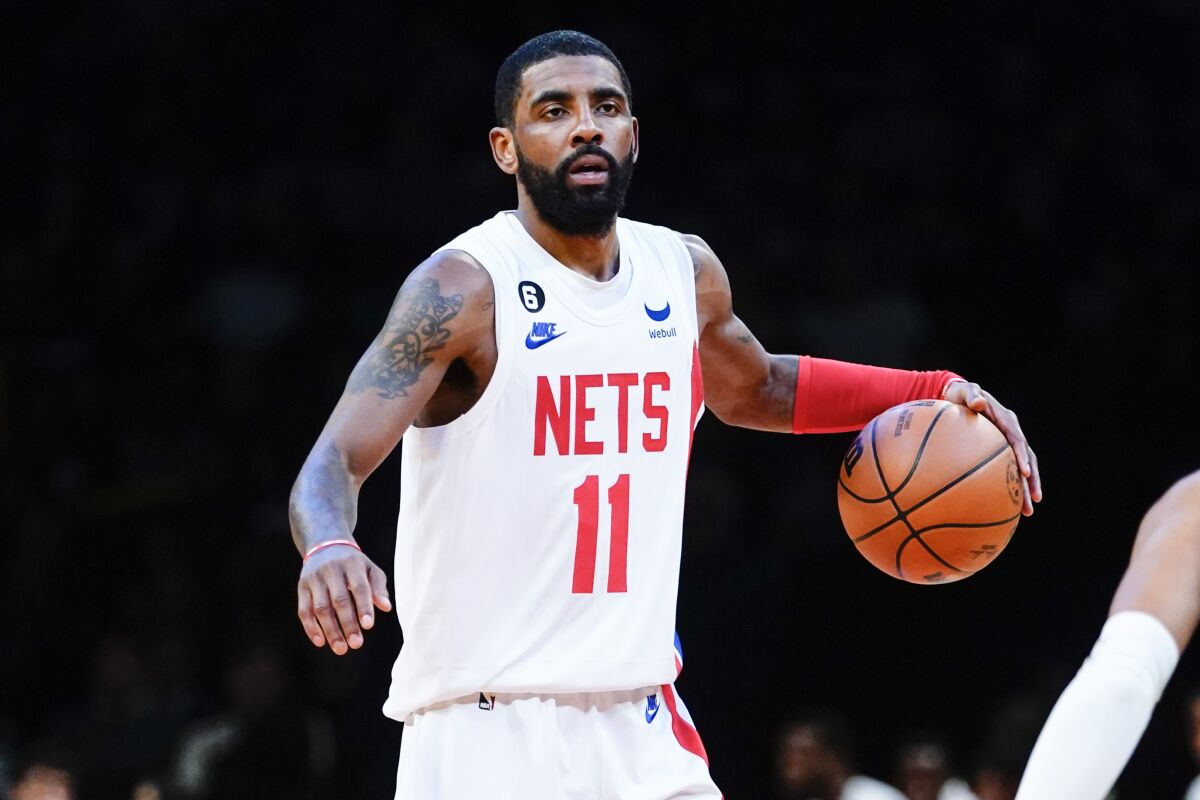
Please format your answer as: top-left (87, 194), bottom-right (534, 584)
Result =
top-left (494, 30), bottom-right (632, 128)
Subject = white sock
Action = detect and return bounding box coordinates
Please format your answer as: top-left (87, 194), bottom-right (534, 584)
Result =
top-left (1015, 611), bottom-right (1180, 800)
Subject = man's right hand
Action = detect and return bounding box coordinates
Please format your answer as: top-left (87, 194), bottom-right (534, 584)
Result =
top-left (297, 544), bottom-right (392, 655)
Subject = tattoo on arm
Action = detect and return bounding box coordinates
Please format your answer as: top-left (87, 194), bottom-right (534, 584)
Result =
top-left (347, 279), bottom-right (464, 399)
top-left (289, 440), bottom-right (357, 549)
top-left (737, 334), bottom-right (754, 343)
top-left (769, 355), bottom-right (800, 425)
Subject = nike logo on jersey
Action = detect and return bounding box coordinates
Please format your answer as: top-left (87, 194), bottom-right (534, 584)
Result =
top-left (525, 321), bottom-right (567, 349)
top-left (645, 693), bottom-right (660, 723)
top-left (645, 302), bottom-right (671, 322)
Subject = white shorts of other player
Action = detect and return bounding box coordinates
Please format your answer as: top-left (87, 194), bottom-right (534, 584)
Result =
top-left (395, 684), bottom-right (722, 799)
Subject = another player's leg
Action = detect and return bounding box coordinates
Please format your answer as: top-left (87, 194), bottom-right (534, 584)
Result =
top-left (1015, 470), bottom-right (1200, 800)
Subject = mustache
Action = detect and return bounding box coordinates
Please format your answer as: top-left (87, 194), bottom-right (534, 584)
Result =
top-left (558, 144), bottom-right (620, 176)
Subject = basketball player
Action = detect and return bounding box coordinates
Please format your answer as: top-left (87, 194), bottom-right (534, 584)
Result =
top-left (288, 31), bottom-right (1043, 798)
top-left (1014, 470), bottom-right (1200, 799)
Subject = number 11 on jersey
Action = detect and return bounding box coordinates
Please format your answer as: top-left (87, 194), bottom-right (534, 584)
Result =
top-left (571, 474), bottom-right (630, 594)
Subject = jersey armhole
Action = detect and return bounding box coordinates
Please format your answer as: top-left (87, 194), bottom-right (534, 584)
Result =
top-left (666, 230), bottom-right (701, 341)
top-left (405, 244), bottom-right (515, 447)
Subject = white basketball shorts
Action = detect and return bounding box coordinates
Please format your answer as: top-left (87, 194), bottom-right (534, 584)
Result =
top-left (394, 683), bottom-right (723, 799)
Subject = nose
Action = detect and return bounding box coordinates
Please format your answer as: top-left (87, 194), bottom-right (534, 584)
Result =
top-left (570, 107), bottom-right (603, 146)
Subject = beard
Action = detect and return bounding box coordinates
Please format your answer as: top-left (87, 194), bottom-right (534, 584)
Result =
top-left (516, 142), bottom-right (636, 237)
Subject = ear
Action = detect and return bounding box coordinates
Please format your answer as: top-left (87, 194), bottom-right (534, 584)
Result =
top-left (630, 116), bottom-right (639, 164)
top-left (490, 127), bottom-right (518, 175)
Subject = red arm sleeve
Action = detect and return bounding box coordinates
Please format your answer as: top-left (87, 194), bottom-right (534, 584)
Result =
top-left (792, 356), bottom-right (963, 434)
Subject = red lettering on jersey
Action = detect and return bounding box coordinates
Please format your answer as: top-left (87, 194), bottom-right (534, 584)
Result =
top-left (606, 473), bottom-right (630, 592)
top-left (642, 371), bottom-right (670, 452)
top-left (534, 372), bottom-right (673, 455)
top-left (606, 373), bottom-right (638, 454)
top-left (574, 373), bottom-right (604, 455)
top-left (534, 375), bottom-right (571, 456)
top-left (572, 475), bottom-right (600, 593)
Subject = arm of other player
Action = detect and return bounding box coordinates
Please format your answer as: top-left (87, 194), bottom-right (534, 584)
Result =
top-left (685, 233), bottom-right (1042, 515)
top-left (289, 251), bottom-right (494, 655)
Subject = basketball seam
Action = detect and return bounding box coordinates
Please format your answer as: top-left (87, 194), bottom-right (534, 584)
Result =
top-left (891, 444), bottom-right (1013, 579)
top-left (902, 531), bottom-right (969, 577)
top-left (902, 442), bottom-right (1011, 518)
top-left (855, 424), bottom-right (1012, 581)
top-left (854, 440), bottom-right (1011, 545)
top-left (889, 403), bottom-right (953, 496)
top-left (837, 478), bottom-right (891, 504)
top-left (864, 417), bottom-right (924, 579)
top-left (912, 514), bottom-right (1022, 536)
top-left (838, 404), bottom-right (952, 504)
top-left (895, 513), bottom-right (1022, 578)
top-left (858, 417), bottom-right (907, 543)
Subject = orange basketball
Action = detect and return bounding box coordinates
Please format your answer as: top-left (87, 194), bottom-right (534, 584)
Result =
top-left (836, 399), bottom-right (1023, 584)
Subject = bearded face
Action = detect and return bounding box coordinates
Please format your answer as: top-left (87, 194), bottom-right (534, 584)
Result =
top-left (516, 141), bottom-right (636, 237)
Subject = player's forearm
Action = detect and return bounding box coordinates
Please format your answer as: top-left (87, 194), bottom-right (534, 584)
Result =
top-left (707, 354), bottom-right (799, 433)
top-left (792, 357), bottom-right (962, 434)
top-left (288, 438), bottom-right (361, 554)
top-left (709, 353), bottom-right (961, 435)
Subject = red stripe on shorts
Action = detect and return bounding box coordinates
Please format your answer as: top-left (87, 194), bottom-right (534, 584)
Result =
top-left (661, 684), bottom-right (709, 765)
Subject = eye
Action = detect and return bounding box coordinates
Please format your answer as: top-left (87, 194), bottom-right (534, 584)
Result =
top-left (542, 106), bottom-right (567, 119)
top-left (597, 101), bottom-right (619, 114)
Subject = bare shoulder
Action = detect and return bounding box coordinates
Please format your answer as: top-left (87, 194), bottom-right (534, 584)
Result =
top-left (346, 250), bottom-right (494, 400)
top-left (403, 249), bottom-right (494, 307)
top-left (677, 232), bottom-right (731, 321)
top-left (381, 249), bottom-right (495, 334)
top-left (679, 233), bottom-right (716, 274)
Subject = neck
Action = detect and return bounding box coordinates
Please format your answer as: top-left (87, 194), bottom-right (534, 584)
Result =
top-left (513, 193), bottom-right (620, 282)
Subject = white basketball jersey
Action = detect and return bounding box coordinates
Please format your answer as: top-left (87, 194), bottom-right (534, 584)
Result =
top-left (382, 211), bottom-right (703, 722)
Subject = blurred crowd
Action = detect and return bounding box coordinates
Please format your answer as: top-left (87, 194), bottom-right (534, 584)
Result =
top-left (773, 688), bottom-right (1200, 800)
top-left (6, 2), bottom-right (1199, 799)
top-left (0, 629), bottom-right (401, 800)
top-left (9, 683), bottom-right (1200, 799)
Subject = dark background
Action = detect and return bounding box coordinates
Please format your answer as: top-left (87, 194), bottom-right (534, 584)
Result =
top-left (4, 3), bottom-right (1199, 798)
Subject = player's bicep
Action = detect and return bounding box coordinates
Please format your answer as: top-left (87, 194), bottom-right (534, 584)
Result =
top-left (323, 252), bottom-right (492, 477)
top-left (700, 308), bottom-right (771, 364)
top-left (346, 267), bottom-right (476, 399)
top-left (698, 311), bottom-right (775, 418)
top-left (685, 234), bottom-right (778, 424)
